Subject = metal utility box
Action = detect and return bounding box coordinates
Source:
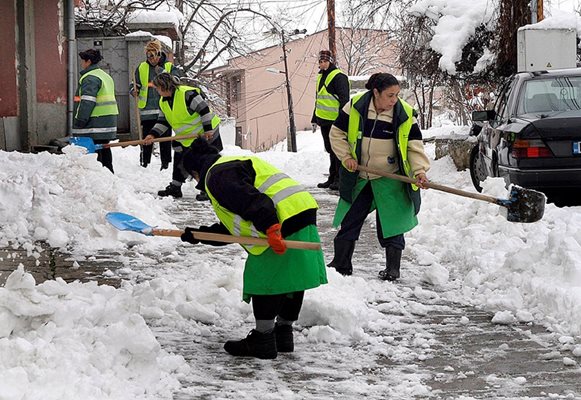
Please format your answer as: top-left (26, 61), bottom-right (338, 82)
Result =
top-left (517, 28), bottom-right (577, 72)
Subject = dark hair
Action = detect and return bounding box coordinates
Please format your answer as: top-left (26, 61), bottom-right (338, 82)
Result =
top-left (78, 49), bottom-right (103, 64)
top-left (365, 73), bottom-right (399, 92)
top-left (152, 72), bottom-right (181, 93)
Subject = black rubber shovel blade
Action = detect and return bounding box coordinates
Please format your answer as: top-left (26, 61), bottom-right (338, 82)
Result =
top-left (503, 185), bottom-right (546, 223)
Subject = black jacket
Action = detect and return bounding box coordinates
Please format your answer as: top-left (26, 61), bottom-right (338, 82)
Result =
top-left (197, 157), bottom-right (317, 238)
top-left (311, 64), bottom-right (350, 126)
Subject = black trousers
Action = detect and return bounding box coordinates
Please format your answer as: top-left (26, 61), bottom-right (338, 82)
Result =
top-left (141, 120), bottom-right (172, 166)
top-left (320, 124), bottom-right (340, 182)
top-left (94, 139), bottom-right (114, 174)
top-left (171, 135), bottom-right (224, 184)
top-left (335, 182), bottom-right (405, 250)
top-left (252, 291), bottom-right (305, 321)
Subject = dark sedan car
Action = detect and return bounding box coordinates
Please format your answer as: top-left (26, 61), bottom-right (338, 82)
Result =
top-left (469, 68), bottom-right (581, 194)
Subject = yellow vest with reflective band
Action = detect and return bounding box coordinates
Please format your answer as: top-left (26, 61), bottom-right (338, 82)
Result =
top-left (77, 69), bottom-right (119, 117)
top-left (347, 92), bottom-right (419, 191)
top-left (137, 61), bottom-right (172, 108)
top-left (159, 85), bottom-right (221, 147)
top-left (205, 156), bottom-right (319, 255)
top-left (315, 69), bottom-right (344, 121)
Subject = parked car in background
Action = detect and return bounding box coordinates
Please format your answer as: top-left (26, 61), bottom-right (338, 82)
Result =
top-left (469, 68), bottom-right (581, 195)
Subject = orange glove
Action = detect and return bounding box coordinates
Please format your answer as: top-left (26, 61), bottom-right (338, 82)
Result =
top-left (266, 223), bottom-right (287, 255)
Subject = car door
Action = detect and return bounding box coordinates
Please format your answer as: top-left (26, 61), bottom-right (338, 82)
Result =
top-left (480, 78), bottom-right (517, 175)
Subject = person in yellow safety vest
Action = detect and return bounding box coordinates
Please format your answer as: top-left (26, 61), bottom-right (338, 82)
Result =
top-left (143, 72), bottom-right (222, 200)
top-left (130, 39), bottom-right (181, 170)
top-left (72, 49), bottom-right (118, 174)
top-left (311, 50), bottom-right (350, 191)
top-left (179, 139), bottom-right (327, 360)
top-left (328, 73), bottom-right (430, 281)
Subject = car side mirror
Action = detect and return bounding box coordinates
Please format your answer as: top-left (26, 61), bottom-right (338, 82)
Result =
top-left (472, 110), bottom-right (496, 121)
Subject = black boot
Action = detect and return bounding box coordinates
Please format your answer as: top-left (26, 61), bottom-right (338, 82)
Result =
top-left (224, 330), bottom-right (277, 359)
top-left (317, 176), bottom-right (333, 188)
top-left (327, 239), bottom-right (355, 276)
top-left (378, 247), bottom-right (402, 281)
top-left (274, 324), bottom-right (293, 352)
top-left (196, 191), bottom-right (210, 201)
top-left (328, 177), bottom-right (339, 191)
top-left (157, 183), bottom-right (183, 198)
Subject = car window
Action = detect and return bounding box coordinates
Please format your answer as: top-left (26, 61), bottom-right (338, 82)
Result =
top-left (494, 79), bottom-right (515, 120)
top-left (517, 76), bottom-right (581, 114)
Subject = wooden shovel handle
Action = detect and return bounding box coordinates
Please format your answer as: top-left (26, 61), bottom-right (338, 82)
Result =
top-left (105, 133), bottom-right (202, 149)
top-left (151, 229), bottom-right (321, 250)
top-left (356, 165), bottom-right (501, 206)
top-left (132, 82), bottom-right (143, 141)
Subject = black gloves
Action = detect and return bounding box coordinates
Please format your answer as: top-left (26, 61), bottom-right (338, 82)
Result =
top-left (180, 227), bottom-right (201, 244)
top-left (180, 224), bottom-right (230, 246)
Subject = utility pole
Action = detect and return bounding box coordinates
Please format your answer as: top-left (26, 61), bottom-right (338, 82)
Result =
top-left (281, 30), bottom-right (297, 153)
top-left (531, 0), bottom-right (544, 23)
top-left (327, 0), bottom-right (337, 60)
top-left (175, 0), bottom-right (184, 64)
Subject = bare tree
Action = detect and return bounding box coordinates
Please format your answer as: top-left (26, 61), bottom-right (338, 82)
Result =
top-left (493, 0), bottom-right (531, 77)
top-left (78, 0), bottom-right (281, 78)
top-left (337, 0), bottom-right (402, 76)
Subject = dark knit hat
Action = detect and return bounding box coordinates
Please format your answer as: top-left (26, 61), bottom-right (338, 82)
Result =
top-left (182, 139), bottom-right (220, 175)
top-left (319, 50), bottom-right (333, 63)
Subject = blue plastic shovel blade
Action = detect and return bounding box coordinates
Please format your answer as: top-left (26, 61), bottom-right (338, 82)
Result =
top-left (67, 137), bottom-right (103, 153)
top-left (106, 212), bottom-right (154, 235)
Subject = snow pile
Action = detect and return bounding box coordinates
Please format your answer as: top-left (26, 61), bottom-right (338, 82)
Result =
top-left (409, 0), bottom-right (496, 74)
top-left (0, 265), bottom-right (188, 399)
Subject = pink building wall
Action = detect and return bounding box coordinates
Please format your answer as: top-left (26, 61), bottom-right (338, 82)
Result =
top-left (209, 29), bottom-right (399, 151)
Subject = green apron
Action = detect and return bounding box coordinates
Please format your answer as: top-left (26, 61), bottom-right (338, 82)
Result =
top-left (333, 177), bottom-right (418, 238)
top-left (242, 225), bottom-right (327, 302)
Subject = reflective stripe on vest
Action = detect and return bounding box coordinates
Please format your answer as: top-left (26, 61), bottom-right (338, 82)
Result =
top-left (347, 93), bottom-right (419, 191)
top-left (138, 61), bottom-right (172, 108)
top-left (77, 69), bottom-right (119, 117)
top-left (315, 69), bottom-right (344, 121)
top-left (71, 126), bottom-right (117, 135)
top-left (159, 86), bottom-right (221, 147)
top-left (205, 156), bottom-right (318, 255)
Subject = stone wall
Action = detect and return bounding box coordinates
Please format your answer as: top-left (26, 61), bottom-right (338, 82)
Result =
top-left (434, 135), bottom-right (477, 171)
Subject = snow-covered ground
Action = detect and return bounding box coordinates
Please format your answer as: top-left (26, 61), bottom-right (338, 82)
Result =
top-left (0, 126), bottom-right (580, 399)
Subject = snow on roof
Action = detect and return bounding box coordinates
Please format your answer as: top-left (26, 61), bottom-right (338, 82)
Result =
top-left (153, 35), bottom-right (173, 51)
top-left (126, 9), bottom-right (182, 29)
top-left (125, 30), bottom-right (153, 38)
top-left (520, 11), bottom-right (581, 36)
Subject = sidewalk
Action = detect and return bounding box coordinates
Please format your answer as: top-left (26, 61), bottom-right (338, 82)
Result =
top-left (2, 187), bottom-right (580, 399)
top-left (162, 187), bottom-right (581, 399)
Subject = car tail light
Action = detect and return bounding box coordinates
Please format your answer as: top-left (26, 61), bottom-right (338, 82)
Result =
top-left (511, 139), bottom-right (553, 158)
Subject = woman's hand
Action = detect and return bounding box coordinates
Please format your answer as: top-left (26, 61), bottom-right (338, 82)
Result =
top-left (415, 172), bottom-right (429, 189)
top-left (344, 158), bottom-right (358, 172)
top-left (143, 134), bottom-right (156, 145)
top-left (203, 131), bottom-right (214, 141)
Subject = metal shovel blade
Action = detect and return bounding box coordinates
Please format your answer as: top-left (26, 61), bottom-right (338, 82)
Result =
top-left (498, 185), bottom-right (546, 223)
top-left (67, 137), bottom-right (102, 153)
top-left (106, 212), bottom-right (154, 235)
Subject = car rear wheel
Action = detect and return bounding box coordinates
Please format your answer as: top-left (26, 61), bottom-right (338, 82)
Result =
top-left (469, 144), bottom-right (487, 192)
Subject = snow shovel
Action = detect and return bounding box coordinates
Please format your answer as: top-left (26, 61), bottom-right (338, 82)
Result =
top-left (357, 165), bottom-right (545, 223)
top-left (68, 133), bottom-right (201, 154)
top-left (106, 212), bottom-right (322, 250)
